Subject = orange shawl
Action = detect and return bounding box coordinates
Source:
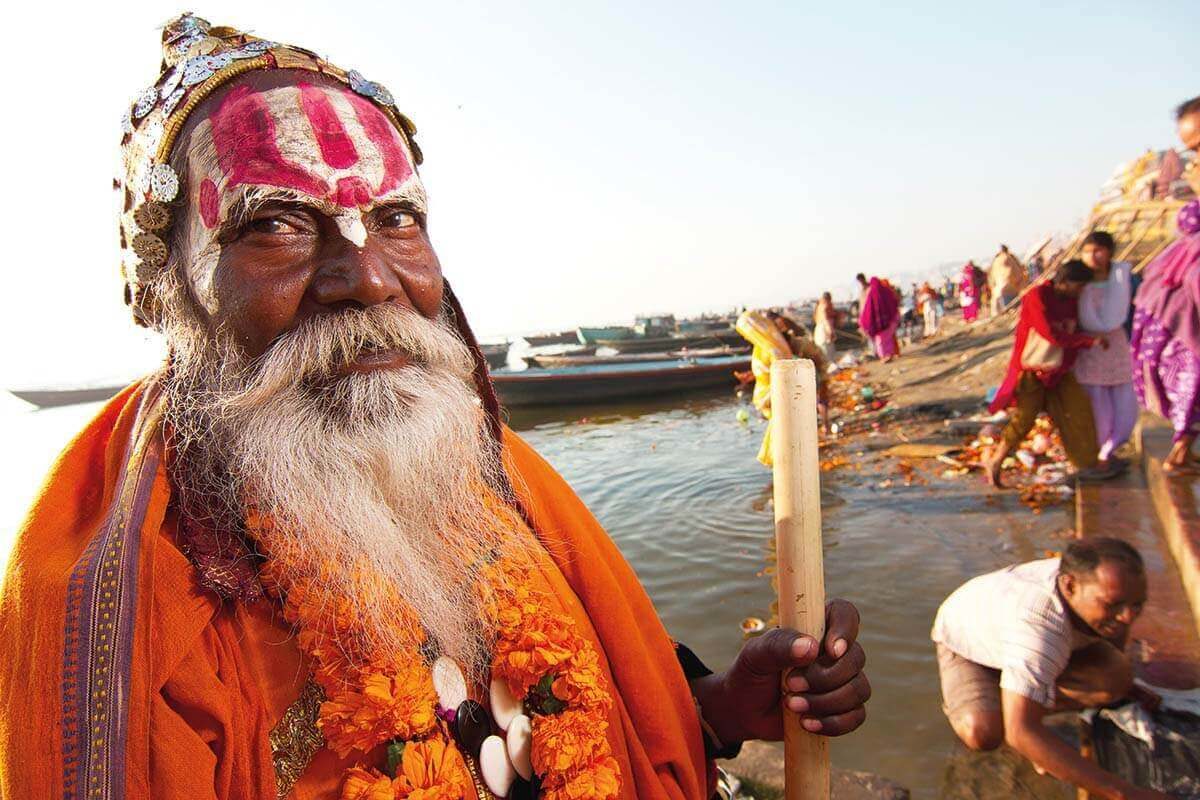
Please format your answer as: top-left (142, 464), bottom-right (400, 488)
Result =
top-left (0, 382), bottom-right (710, 799)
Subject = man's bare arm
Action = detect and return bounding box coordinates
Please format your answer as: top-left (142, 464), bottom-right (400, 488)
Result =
top-left (1001, 690), bottom-right (1167, 800)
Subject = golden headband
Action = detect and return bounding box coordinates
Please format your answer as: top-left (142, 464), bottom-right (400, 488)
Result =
top-left (117, 13), bottom-right (422, 325)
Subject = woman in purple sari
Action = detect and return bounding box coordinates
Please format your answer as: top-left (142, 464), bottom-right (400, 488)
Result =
top-left (1131, 199), bottom-right (1200, 473)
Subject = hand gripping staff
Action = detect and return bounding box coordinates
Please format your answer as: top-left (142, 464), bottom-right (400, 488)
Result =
top-left (770, 359), bottom-right (830, 800)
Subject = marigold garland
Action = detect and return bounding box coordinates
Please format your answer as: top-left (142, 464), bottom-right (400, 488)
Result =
top-left (263, 549), bottom-right (621, 800)
top-left (480, 559), bottom-right (620, 800)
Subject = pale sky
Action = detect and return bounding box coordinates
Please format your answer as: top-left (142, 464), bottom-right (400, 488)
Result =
top-left (2, 0), bottom-right (1194, 387)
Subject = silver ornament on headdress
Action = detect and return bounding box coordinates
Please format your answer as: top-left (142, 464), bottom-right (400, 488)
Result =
top-left (229, 40), bottom-right (274, 59)
top-left (163, 12), bottom-right (208, 44)
top-left (132, 86), bottom-right (159, 119)
top-left (120, 109), bottom-right (134, 135)
top-left (160, 66), bottom-right (183, 100)
top-left (172, 32), bottom-right (204, 59)
top-left (142, 119), bottom-right (166, 153)
top-left (181, 51), bottom-right (233, 87)
top-left (346, 69), bottom-right (396, 107)
top-left (161, 87), bottom-right (185, 118)
top-left (372, 84), bottom-right (395, 106)
top-left (149, 164), bottom-right (180, 202)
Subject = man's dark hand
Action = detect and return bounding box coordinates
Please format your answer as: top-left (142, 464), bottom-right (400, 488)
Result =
top-left (692, 599), bottom-right (869, 745)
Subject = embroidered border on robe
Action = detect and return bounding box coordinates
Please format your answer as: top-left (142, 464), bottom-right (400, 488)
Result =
top-left (269, 679), bottom-right (325, 798)
top-left (61, 387), bottom-right (164, 800)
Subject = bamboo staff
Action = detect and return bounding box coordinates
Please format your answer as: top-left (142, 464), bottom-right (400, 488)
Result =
top-left (770, 359), bottom-right (829, 800)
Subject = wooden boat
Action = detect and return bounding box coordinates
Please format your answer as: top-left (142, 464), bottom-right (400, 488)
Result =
top-left (520, 331), bottom-right (579, 347)
top-left (577, 325), bottom-right (636, 344)
top-left (596, 330), bottom-right (742, 353)
top-left (677, 318), bottom-right (735, 335)
top-left (9, 385), bottom-right (127, 409)
top-left (520, 346), bottom-right (597, 368)
top-left (491, 354), bottom-right (750, 407)
top-left (524, 345), bottom-right (748, 369)
top-left (479, 342), bottom-right (510, 369)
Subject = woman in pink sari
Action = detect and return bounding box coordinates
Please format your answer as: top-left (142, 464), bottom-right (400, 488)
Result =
top-left (857, 273), bottom-right (901, 362)
top-left (959, 261), bottom-right (985, 322)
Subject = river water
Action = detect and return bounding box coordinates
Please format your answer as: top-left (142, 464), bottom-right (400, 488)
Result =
top-left (1, 389), bottom-right (1075, 799)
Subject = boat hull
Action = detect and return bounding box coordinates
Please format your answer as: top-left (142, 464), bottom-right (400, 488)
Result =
top-left (525, 345), bottom-right (747, 369)
top-left (521, 331), bottom-right (579, 347)
top-left (597, 331), bottom-right (742, 353)
top-left (10, 386), bottom-right (127, 409)
top-left (492, 356), bottom-right (750, 407)
top-left (480, 343), bottom-right (511, 369)
top-left (577, 326), bottom-right (636, 344)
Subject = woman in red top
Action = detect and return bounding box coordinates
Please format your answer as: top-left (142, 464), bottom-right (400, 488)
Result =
top-left (984, 261), bottom-right (1102, 487)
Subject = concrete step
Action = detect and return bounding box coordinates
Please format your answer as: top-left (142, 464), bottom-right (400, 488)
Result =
top-left (721, 741), bottom-right (910, 800)
top-left (1141, 423), bottom-right (1200, 643)
top-left (1074, 438), bottom-right (1200, 689)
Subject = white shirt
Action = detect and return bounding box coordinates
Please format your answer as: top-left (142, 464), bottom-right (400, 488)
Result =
top-left (1078, 261), bottom-right (1133, 333)
top-left (931, 558), bottom-right (1097, 707)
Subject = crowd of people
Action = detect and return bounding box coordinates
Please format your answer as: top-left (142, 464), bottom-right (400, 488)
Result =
top-left (935, 95), bottom-right (1199, 800)
top-left (838, 96), bottom-right (1200, 487)
top-left (984, 95), bottom-right (1200, 483)
top-left (739, 94), bottom-right (1200, 798)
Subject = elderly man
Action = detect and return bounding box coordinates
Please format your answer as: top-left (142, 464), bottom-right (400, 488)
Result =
top-left (0, 15), bottom-right (869, 800)
top-left (932, 538), bottom-right (1168, 800)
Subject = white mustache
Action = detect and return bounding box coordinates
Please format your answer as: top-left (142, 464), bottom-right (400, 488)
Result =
top-left (221, 304), bottom-right (475, 412)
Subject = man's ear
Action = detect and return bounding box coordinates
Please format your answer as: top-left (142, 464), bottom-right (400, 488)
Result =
top-left (1057, 572), bottom-right (1076, 598)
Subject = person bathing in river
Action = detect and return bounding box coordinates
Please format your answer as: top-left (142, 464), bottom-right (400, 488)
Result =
top-left (770, 311), bottom-right (832, 433)
top-left (983, 260), bottom-right (1105, 487)
top-left (931, 538), bottom-right (1168, 800)
top-left (1076, 231), bottom-right (1138, 472)
top-left (856, 273), bottom-right (901, 362)
top-left (735, 309), bottom-right (831, 466)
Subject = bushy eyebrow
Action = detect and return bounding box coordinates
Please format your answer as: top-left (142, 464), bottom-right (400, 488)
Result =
top-left (212, 184), bottom-right (428, 240)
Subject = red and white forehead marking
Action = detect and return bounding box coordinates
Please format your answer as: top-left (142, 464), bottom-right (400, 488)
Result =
top-left (187, 82), bottom-right (421, 231)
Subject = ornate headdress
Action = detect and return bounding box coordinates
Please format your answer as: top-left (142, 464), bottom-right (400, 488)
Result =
top-left (117, 13), bottom-right (421, 326)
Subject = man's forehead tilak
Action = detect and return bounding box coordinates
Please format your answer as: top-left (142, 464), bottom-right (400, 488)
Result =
top-left (180, 81), bottom-right (425, 310)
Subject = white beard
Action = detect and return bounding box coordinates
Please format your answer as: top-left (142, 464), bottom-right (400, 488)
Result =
top-left (163, 303), bottom-right (533, 681)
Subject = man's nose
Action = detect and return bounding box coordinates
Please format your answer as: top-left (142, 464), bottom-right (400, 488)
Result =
top-left (310, 247), bottom-right (409, 310)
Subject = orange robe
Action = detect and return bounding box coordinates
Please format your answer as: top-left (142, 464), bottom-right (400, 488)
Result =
top-left (0, 382), bottom-right (710, 799)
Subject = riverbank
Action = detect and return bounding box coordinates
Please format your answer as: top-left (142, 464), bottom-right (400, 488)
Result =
top-left (783, 313), bottom-right (1200, 798)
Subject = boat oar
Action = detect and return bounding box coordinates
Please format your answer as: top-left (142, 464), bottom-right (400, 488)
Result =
top-left (769, 359), bottom-right (830, 800)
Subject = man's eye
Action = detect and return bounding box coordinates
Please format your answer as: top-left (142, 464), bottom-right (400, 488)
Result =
top-left (247, 217), bottom-right (295, 235)
top-left (380, 210), bottom-right (417, 228)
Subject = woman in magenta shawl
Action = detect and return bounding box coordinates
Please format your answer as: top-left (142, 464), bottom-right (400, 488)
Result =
top-left (959, 261), bottom-right (985, 322)
top-left (1131, 199), bottom-right (1200, 473)
top-left (857, 273), bottom-right (901, 362)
